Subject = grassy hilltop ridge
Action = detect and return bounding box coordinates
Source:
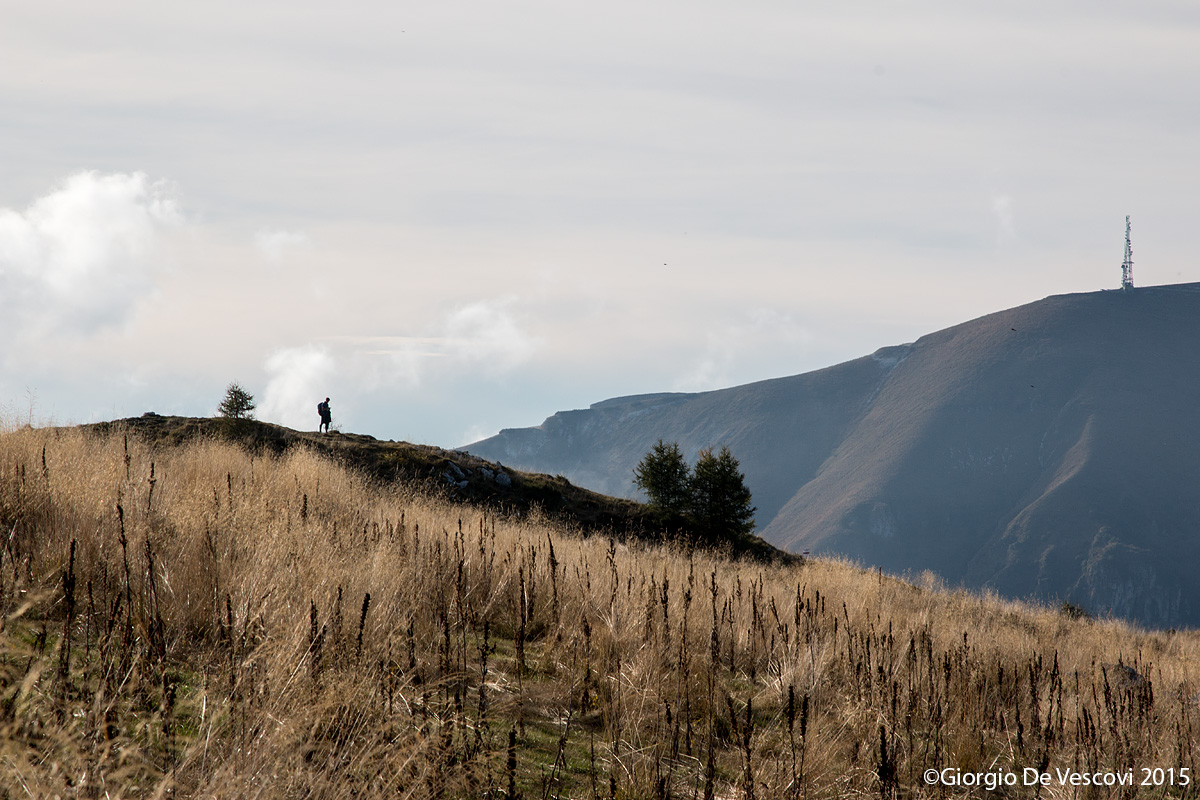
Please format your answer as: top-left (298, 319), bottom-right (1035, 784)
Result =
top-left (81, 414), bottom-right (788, 563)
top-left (87, 413), bottom-right (652, 531)
top-left (1, 423), bottom-right (1198, 798)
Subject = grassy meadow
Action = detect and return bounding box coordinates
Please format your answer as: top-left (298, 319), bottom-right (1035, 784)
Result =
top-left (1, 423), bottom-right (1198, 798)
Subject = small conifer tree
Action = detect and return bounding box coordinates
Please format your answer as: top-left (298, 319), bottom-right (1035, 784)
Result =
top-left (689, 445), bottom-right (756, 539)
top-left (633, 439), bottom-right (692, 516)
top-left (218, 382), bottom-right (257, 420)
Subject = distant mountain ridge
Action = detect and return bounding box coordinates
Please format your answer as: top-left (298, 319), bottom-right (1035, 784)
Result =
top-left (468, 284), bottom-right (1200, 628)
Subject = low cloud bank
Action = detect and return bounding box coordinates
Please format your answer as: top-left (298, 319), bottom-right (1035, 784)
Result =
top-left (259, 346), bottom-right (337, 431)
top-left (255, 296), bottom-right (542, 434)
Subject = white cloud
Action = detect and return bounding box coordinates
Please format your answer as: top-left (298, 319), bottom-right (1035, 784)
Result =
top-left (258, 345), bottom-right (336, 431)
top-left (992, 194), bottom-right (1016, 245)
top-left (440, 297), bottom-right (542, 373)
top-left (255, 229), bottom-right (310, 263)
top-left (245, 295), bottom-right (541, 443)
top-left (674, 309), bottom-right (812, 392)
top-left (0, 171), bottom-right (180, 336)
top-left (458, 422), bottom-right (496, 447)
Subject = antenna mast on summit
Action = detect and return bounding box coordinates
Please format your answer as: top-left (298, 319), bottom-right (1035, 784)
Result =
top-left (1121, 216), bottom-right (1134, 290)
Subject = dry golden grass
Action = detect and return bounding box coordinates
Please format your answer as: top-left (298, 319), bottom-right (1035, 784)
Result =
top-left (1, 423), bottom-right (1198, 798)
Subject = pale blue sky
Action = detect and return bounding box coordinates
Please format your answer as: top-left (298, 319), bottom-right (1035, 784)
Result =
top-left (3, 1), bottom-right (1198, 445)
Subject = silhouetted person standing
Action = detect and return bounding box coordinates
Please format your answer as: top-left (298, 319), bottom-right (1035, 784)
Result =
top-left (317, 397), bottom-right (332, 433)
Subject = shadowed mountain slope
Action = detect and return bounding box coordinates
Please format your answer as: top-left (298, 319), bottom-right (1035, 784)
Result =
top-left (468, 284), bottom-right (1200, 627)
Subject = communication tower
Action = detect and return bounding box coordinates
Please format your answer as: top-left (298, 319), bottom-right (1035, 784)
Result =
top-left (1121, 216), bottom-right (1134, 290)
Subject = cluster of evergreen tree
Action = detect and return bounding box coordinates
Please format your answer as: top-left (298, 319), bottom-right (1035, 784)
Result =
top-left (632, 440), bottom-right (756, 542)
